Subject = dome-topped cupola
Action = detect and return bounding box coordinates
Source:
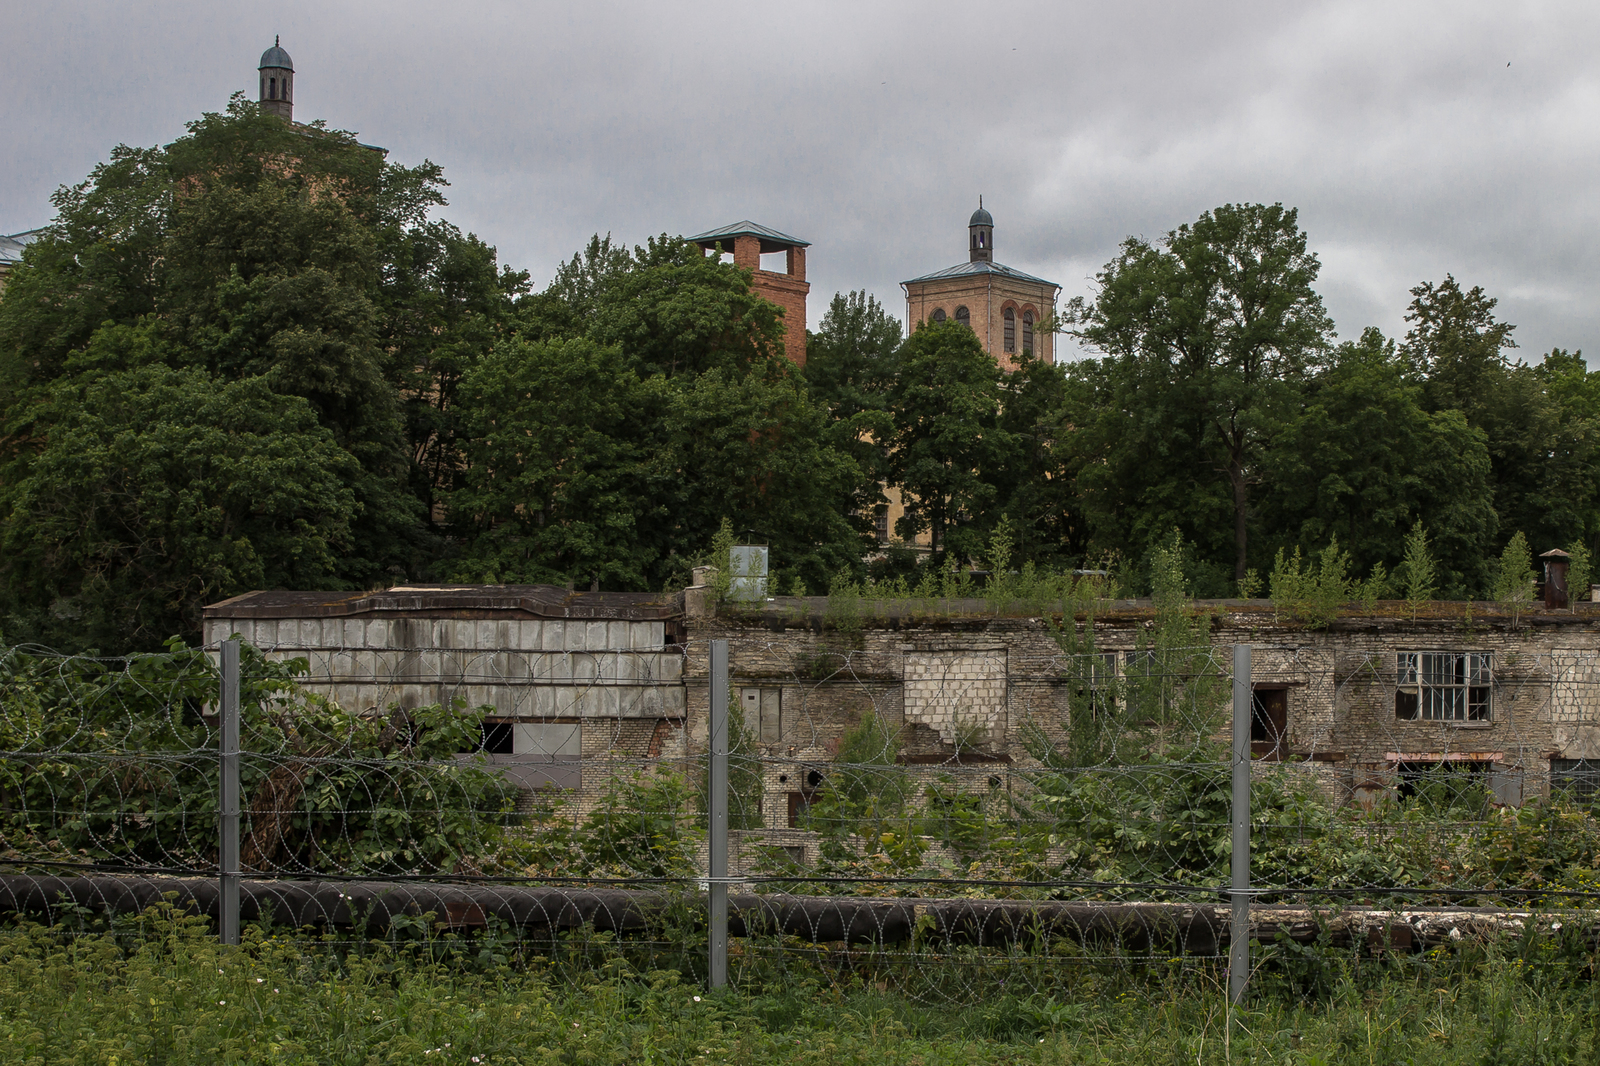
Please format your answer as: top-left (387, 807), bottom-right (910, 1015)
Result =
top-left (968, 198), bottom-right (994, 263)
top-left (258, 36), bottom-right (294, 121)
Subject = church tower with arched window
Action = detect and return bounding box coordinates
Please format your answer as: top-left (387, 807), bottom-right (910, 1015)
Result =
top-left (901, 202), bottom-right (1060, 370)
top-left (259, 37), bottom-right (294, 121)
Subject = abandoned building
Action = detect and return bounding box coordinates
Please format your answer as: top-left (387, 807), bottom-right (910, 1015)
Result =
top-left (205, 565), bottom-right (1600, 837)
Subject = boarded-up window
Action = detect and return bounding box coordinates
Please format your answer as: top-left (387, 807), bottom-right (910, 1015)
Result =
top-left (460, 720), bottom-right (581, 790)
top-left (1003, 308), bottom-right (1016, 352)
top-left (740, 687), bottom-right (782, 743)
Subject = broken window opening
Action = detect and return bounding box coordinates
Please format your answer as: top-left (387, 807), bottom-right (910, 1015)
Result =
top-left (1395, 652), bottom-right (1491, 722)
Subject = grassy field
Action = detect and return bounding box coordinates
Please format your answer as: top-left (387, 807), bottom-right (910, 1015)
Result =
top-left (4, 912), bottom-right (1600, 1064)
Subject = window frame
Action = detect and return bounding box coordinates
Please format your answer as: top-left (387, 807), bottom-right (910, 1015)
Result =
top-left (1552, 758), bottom-right (1600, 804)
top-left (1395, 651), bottom-right (1492, 723)
top-left (1021, 310), bottom-right (1034, 354)
top-left (1003, 307), bottom-right (1016, 352)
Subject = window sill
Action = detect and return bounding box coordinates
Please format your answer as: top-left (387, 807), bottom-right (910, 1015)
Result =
top-left (1393, 719), bottom-right (1494, 728)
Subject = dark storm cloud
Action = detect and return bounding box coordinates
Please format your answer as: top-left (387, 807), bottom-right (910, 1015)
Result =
top-left (6, 0), bottom-right (1597, 359)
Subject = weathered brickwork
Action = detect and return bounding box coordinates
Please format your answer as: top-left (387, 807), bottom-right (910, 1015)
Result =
top-left (686, 601), bottom-right (1600, 810)
top-left (204, 584), bottom-right (1600, 826)
top-left (903, 273), bottom-right (1056, 368)
top-left (902, 648), bottom-right (1008, 745)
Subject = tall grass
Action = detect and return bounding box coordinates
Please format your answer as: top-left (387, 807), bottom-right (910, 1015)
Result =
top-left (5, 907), bottom-right (1600, 1064)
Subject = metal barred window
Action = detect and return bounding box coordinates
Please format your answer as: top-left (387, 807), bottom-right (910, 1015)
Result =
top-left (1395, 651), bottom-right (1491, 721)
top-left (1552, 758), bottom-right (1600, 803)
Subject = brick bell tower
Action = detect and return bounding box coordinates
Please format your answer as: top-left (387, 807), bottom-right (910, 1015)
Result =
top-left (689, 221), bottom-right (811, 367)
top-left (259, 37), bottom-right (294, 121)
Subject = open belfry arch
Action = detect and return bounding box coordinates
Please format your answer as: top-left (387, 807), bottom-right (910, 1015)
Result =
top-left (901, 201), bottom-right (1061, 369)
top-left (690, 221), bottom-right (811, 367)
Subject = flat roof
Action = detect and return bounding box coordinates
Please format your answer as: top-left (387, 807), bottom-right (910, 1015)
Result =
top-left (204, 584), bottom-right (681, 621)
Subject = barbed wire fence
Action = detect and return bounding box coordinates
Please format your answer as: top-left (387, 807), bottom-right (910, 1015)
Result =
top-left (5, 630), bottom-right (1600, 1006)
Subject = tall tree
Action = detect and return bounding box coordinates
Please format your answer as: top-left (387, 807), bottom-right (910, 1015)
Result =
top-left (381, 219), bottom-right (530, 530)
top-left (0, 95), bottom-right (519, 646)
top-left (1402, 278), bottom-right (1600, 558)
top-left (449, 337), bottom-right (658, 589)
top-left (803, 290), bottom-right (900, 533)
top-left (887, 320), bottom-right (1012, 559)
top-left (1070, 203), bottom-right (1334, 579)
top-left (0, 366), bottom-right (355, 651)
top-left (587, 235), bottom-right (786, 377)
top-left (1258, 328), bottom-right (1497, 597)
top-left (995, 351), bottom-right (1081, 568)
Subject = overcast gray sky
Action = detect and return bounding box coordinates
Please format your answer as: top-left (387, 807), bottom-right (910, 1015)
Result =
top-left (6, 0), bottom-right (1597, 362)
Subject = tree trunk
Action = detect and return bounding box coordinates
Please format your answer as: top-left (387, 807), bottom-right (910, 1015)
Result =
top-left (1229, 458), bottom-right (1248, 581)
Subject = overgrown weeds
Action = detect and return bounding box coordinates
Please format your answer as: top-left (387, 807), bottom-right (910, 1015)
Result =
top-left (7, 905), bottom-right (1600, 1064)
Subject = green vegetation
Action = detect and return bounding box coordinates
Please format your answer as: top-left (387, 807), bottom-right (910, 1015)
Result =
top-left (0, 643), bottom-right (517, 875)
top-left (6, 911), bottom-right (1600, 1064)
top-left (6, 102), bottom-right (1600, 652)
top-left (1494, 530), bottom-right (1537, 625)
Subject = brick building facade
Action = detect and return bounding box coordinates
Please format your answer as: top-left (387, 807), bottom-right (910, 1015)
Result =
top-left (691, 221), bottom-right (811, 366)
top-left (206, 582), bottom-right (1600, 838)
top-left (900, 204), bottom-right (1060, 370)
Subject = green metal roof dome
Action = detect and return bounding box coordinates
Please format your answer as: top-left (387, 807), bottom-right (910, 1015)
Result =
top-left (259, 38), bottom-right (294, 71)
top-left (969, 205), bottom-right (994, 227)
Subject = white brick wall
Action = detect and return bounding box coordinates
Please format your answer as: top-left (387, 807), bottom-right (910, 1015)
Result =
top-left (204, 615), bottom-right (685, 719)
top-left (903, 649), bottom-right (1008, 745)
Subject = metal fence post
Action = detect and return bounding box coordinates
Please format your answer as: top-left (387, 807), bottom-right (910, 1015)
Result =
top-left (219, 637), bottom-right (241, 947)
top-left (1229, 643), bottom-right (1251, 1005)
top-left (707, 639), bottom-right (729, 988)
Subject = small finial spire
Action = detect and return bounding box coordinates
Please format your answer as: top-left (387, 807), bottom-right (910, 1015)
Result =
top-left (979, 194), bottom-right (983, 208)
top-left (275, 34), bottom-right (280, 47)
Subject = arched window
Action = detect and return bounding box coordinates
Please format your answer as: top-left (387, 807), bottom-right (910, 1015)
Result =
top-left (955, 305), bottom-right (970, 329)
top-left (1022, 311), bottom-right (1034, 355)
top-left (1003, 307), bottom-right (1016, 352)
top-left (931, 308), bottom-right (947, 323)
top-left (269, 77), bottom-right (277, 100)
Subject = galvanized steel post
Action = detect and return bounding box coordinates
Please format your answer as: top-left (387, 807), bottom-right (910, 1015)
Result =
top-left (1229, 644), bottom-right (1251, 1005)
top-left (707, 639), bottom-right (729, 988)
top-left (219, 638), bottom-right (241, 947)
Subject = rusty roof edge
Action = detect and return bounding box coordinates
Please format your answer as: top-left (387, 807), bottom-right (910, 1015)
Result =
top-left (203, 586), bottom-right (683, 621)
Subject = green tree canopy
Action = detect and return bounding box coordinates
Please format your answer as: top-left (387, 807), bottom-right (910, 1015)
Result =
top-left (803, 290), bottom-right (901, 533)
top-left (887, 320), bottom-right (1013, 559)
top-left (1402, 279), bottom-right (1600, 561)
top-left (1069, 203), bottom-right (1334, 581)
top-left (0, 366), bottom-right (355, 651)
top-left (1258, 328), bottom-right (1497, 597)
top-left (448, 336), bottom-right (657, 589)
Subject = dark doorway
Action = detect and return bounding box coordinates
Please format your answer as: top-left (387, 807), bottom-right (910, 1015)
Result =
top-left (1251, 688), bottom-right (1288, 760)
top-left (787, 768), bottom-right (825, 828)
